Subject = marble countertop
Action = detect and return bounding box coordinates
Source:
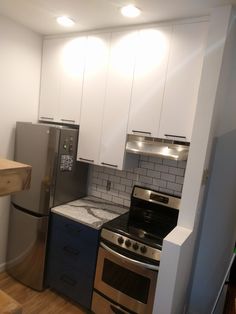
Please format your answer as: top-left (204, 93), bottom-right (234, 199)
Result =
top-left (51, 195), bottom-right (129, 230)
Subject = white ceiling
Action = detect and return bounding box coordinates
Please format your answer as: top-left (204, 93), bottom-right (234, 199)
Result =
top-left (0, 0), bottom-right (235, 35)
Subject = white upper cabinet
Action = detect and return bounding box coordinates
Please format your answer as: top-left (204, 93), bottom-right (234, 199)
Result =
top-left (77, 33), bottom-right (110, 164)
top-left (99, 30), bottom-right (137, 170)
top-left (39, 38), bottom-right (63, 122)
top-left (128, 27), bottom-right (171, 137)
top-left (159, 22), bottom-right (208, 142)
top-left (39, 36), bottom-right (86, 125)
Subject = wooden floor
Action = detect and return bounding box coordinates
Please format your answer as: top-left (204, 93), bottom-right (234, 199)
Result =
top-left (0, 272), bottom-right (88, 314)
top-left (224, 283), bottom-right (236, 314)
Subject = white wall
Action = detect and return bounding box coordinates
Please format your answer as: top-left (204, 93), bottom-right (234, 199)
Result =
top-left (0, 15), bottom-right (42, 270)
top-left (154, 5), bottom-right (233, 313)
top-left (189, 9), bottom-right (236, 313)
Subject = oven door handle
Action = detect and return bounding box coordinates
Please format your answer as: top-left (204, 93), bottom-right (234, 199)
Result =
top-left (100, 242), bottom-right (159, 271)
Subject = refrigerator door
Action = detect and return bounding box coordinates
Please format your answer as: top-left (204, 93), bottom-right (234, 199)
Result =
top-left (12, 122), bottom-right (60, 215)
top-left (6, 204), bottom-right (49, 291)
top-left (53, 127), bottom-right (88, 207)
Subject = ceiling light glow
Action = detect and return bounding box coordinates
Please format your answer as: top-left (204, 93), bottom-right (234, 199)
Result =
top-left (121, 5), bottom-right (141, 18)
top-left (57, 16), bottom-right (75, 27)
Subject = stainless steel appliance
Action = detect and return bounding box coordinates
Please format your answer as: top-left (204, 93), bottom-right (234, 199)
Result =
top-left (92, 186), bottom-right (180, 314)
top-left (6, 122), bottom-right (88, 291)
top-left (126, 134), bottom-right (189, 161)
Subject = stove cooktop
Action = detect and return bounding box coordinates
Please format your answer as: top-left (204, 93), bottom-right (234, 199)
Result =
top-left (101, 186), bottom-right (180, 262)
top-left (102, 213), bottom-right (164, 249)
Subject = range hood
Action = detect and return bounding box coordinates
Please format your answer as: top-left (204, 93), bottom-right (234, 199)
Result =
top-left (126, 134), bottom-right (190, 161)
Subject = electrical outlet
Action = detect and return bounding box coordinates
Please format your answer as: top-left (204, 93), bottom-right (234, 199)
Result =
top-left (106, 180), bottom-right (111, 191)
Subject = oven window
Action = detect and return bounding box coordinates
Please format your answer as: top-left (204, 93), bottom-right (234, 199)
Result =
top-left (102, 259), bottom-right (150, 304)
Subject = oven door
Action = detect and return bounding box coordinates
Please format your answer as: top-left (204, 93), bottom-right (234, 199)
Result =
top-left (93, 242), bottom-right (158, 314)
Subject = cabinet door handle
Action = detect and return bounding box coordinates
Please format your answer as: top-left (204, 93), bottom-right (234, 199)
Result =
top-left (63, 245), bottom-right (80, 256)
top-left (60, 274), bottom-right (77, 287)
top-left (101, 162), bottom-right (118, 168)
top-left (40, 116), bottom-right (54, 120)
top-left (79, 157), bottom-right (94, 163)
top-left (60, 119), bottom-right (75, 123)
top-left (132, 130), bottom-right (152, 135)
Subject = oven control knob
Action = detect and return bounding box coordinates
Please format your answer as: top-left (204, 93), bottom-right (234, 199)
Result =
top-left (140, 246), bottom-right (147, 254)
top-left (117, 237), bottom-right (124, 245)
top-left (133, 243), bottom-right (139, 251)
top-left (125, 239), bottom-right (131, 247)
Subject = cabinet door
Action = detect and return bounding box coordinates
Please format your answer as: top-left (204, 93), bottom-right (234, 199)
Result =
top-left (99, 30), bottom-right (137, 170)
top-left (159, 22), bottom-right (208, 142)
top-left (128, 27), bottom-right (171, 137)
top-left (39, 38), bottom-right (64, 122)
top-left (59, 36), bottom-right (86, 125)
top-left (39, 37), bottom-right (86, 125)
top-left (77, 33), bottom-right (110, 164)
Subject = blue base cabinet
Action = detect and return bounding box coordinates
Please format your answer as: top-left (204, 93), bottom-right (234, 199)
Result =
top-left (46, 213), bottom-right (100, 309)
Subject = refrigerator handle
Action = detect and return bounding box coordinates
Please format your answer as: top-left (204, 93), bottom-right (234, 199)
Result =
top-left (49, 153), bottom-right (58, 208)
top-left (41, 127), bottom-right (60, 211)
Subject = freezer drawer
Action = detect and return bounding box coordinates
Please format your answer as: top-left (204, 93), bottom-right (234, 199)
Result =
top-left (6, 204), bottom-right (49, 291)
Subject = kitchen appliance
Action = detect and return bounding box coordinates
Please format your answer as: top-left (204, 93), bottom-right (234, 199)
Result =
top-left (6, 122), bottom-right (88, 291)
top-left (126, 134), bottom-right (189, 161)
top-left (92, 186), bottom-right (180, 314)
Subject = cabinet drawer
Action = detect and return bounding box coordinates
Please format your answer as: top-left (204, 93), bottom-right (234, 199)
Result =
top-left (50, 213), bottom-right (99, 247)
top-left (49, 237), bottom-right (98, 271)
top-left (48, 262), bottom-right (94, 309)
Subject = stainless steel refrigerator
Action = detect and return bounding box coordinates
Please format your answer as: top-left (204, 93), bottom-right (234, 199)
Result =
top-left (6, 122), bottom-right (88, 291)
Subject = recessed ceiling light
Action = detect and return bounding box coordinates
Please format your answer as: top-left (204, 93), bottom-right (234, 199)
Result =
top-left (121, 5), bottom-right (141, 18)
top-left (57, 16), bottom-right (75, 27)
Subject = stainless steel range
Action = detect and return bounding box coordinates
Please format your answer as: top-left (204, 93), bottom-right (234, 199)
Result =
top-left (92, 185), bottom-right (181, 314)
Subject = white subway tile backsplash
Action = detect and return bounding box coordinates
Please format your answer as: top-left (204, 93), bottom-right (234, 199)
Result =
top-left (139, 175), bottom-right (153, 185)
top-left (134, 168), bottom-right (147, 176)
top-left (163, 159), bottom-right (178, 167)
top-left (124, 200), bottom-right (131, 207)
top-left (125, 186), bottom-right (133, 194)
top-left (178, 160), bottom-right (187, 169)
top-left (114, 183), bottom-right (126, 192)
top-left (176, 176), bottom-right (184, 184)
top-left (100, 173), bottom-right (109, 180)
top-left (140, 161), bottom-right (155, 170)
top-left (101, 193), bottom-right (113, 201)
top-left (155, 164), bottom-right (169, 173)
top-left (126, 172), bottom-right (138, 181)
top-left (140, 155), bottom-right (149, 161)
top-left (121, 178), bottom-right (132, 186)
top-left (169, 167), bottom-right (185, 176)
top-left (161, 173), bottom-right (176, 183)
top-left (153, 178), bottom-right (167, 188)
top-left (109, 175), bottom-right (121, 183)
top-left (147, 169), bottom-right (161, 179)
top-left (167, 182), bottom-right (182, 192)
top-left (88, 155), bottom-right (187, 207)
top-left (112, 196), bottom-right (124, 205)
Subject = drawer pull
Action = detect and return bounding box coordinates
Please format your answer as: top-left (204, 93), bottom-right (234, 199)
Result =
top-left (79, 157), bottom-right (94, 163)
top-left (101, 162), bottom-right (118, 168)
top-left (40, 116), bottom-right (54, 120)
top-left (63, 245), bottom-right (79, 256)
top-left (132, 130), bottom-right (152, 135)
top-left (60, 274), bottom-right (77, 287)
